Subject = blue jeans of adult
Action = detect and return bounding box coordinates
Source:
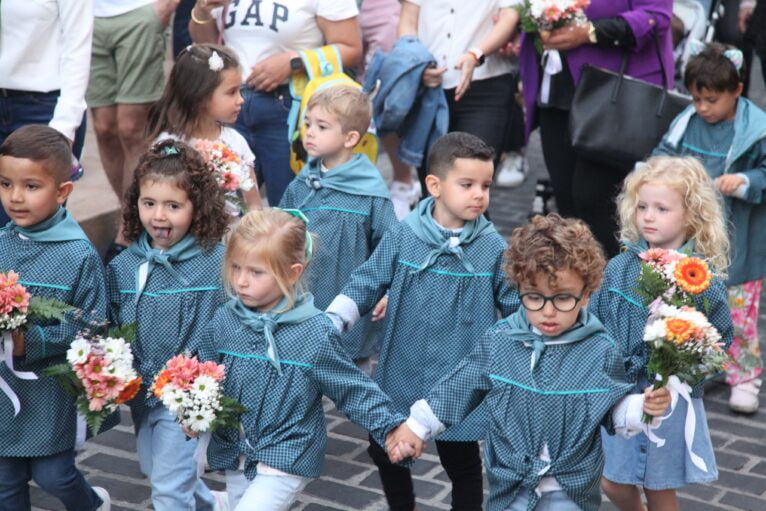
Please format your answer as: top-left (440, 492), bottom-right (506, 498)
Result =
top-left (0, 91), bottom-right (87, 225)
top-left (234, 85), bottom-right (294, 206)
top-left (0, 449), bottom-right (102, 511)
top-left (172, 0), bottom-right (196, 58)
top-left (136, 404), bottom-right (215, 511)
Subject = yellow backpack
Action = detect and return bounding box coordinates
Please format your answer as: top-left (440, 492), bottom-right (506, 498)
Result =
top-left (287, 44), bottom-right (379, 173)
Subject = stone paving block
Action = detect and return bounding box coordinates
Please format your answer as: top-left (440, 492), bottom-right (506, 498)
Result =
top-left (714, 451), bottom-right (750, 471)
top-left (86, 475), bottom-right (151, 504)
top-left (729, 439), bottom-right (766, 458)
top-left (303, 478), bottom-right (383, 508)
top-left (330, 420), bottom-right (368, 441)
top-left (326, 437), bottom-right (361, 457)
top-left (707, 418), bottom-right (766, 441)
top-left (679, 483), bottom-right (722, 502)
top-left (717, 469), bottom-right (766, 495)
top-left (202, 475), bottom-right (226, 491)
top-left (720, 491), bottom-right (766, 510)
top-left (80, 452), bottom-right (144, 479)
top-left (678, 497), bottom-right (730, 511)
top-left (302, 504), bottom-right (343, 511)
top-left (321, 458), bottom-right (371, 480)
top-left (89, 428), bottom-right (137, 451)
top-left (749, 460), bottom-right (766, 477)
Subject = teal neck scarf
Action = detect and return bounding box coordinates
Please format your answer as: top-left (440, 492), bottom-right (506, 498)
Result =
top-left (3, 207), bottom-right (88, 243)
top-left (402, 197), bottom-right (496, 274)
top-left (297, 154), bottom-right (390, 208)
top-left (126, 232), bottom-right (202, 302)
top-left (228, 293), bottom-right (323, 375)
top-left (504, 307), bottom-right (606, 370)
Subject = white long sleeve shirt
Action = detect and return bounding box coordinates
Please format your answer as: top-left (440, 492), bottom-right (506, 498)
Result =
top-left (0, 0), bottom-right (94, 140)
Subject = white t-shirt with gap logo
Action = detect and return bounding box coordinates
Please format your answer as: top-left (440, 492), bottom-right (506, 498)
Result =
top-left (212, 0), bottom-right (358, 81)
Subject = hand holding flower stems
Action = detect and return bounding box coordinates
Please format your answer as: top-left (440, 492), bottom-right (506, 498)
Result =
top-left (643, 386), bottom-right (672, 417)
top-left (385, 423), bottom-right (425, 463)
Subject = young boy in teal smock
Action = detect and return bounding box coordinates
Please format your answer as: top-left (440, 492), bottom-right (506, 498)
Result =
top-left (0, 125), bottom-right (110, 510)
top-left (327, 132), bottom-right (519, 509)
top-left (387, 215), bottom-right (672, 511)
top-left (279, 86), bottom-right (397, 372)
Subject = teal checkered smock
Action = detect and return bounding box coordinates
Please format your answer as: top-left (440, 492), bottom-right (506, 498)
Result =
top-left (0, 229), bottom-right (107, 456)
top-left (422, 313), bottom-right (633, 511)
top-left (338, 220), bottom-right (519, 441)
top-left (106, 243), bottom-right (227, 429)
top-left (278, 171), bottom-right (397, 360)
top-left (202, 304), bottom-right (405, 479)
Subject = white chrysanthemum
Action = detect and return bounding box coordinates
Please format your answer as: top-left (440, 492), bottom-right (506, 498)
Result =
top-left (162, 387), bottom-right (191, 415)
top-left (188, 408), bottom-right (216, 433)
top-left (643, 319), bottom-right (666, 341)
top-left (0, 312), bottom-right (28, 331)
top-left (192, 375), bottom-right (219, 400)
top-left (66, 337), bottom-right (91, 365)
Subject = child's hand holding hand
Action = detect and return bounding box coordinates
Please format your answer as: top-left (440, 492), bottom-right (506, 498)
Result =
top-left (11, 330), bottom-right (25, 357)
top-left (385, 423), bottom-right (425, 462)
top-left (643, 386), bottom-right (671, 417)
top-left (372, 296), bottom-right (388, 322)
top-left (715, 174), bottom-right (747, 196)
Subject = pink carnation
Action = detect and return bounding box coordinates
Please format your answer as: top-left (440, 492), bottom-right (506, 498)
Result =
top-left (198, 361), bottom-right (225, 381)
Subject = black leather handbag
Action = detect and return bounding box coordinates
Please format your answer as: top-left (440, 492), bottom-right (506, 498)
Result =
top-left (569, 30), bottom-right (691, 167)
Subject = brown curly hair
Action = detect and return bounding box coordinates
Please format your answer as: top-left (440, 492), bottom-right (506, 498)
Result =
top-left (122, 139), bottom-right (228, 249)
top-left (505, 214), bottom-right (606, 294)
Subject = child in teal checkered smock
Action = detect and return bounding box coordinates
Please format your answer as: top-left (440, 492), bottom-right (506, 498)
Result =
top-left (106, 141), bottom-right (229, 511)
top-left (202, 209), bottom-right (405, 511)
top-left (591, 157), bottom-right (733, 510)
top-left (386, 215), bottom-right (672, 511)
top-left (279, 86), bottom-right (397, 368)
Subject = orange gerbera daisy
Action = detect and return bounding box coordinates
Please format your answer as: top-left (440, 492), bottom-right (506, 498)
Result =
top-left (151, 371), bottom-right (171, 398)
top-left (674, 257), bottom-right (711, 295)
top-left (117, 377), bottom-right (143, 404)
top-left (664, 318), bottom-right (695, 345)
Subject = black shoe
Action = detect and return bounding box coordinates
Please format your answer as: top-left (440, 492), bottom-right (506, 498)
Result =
top-left (103, 242), bottom-right (128, 264)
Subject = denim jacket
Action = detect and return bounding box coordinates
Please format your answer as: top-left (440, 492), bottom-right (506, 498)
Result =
top-left (363, 36), bottom-right (448, 167)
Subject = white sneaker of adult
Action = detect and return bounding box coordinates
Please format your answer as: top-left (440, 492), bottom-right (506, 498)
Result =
top-left (495, 152), bottom-right (526, 188)
top-left (729, 378), bottom-right (762, 414)
top-left (389, 180), bottom-right (422, 220)
top-left (94, 487), bottom-right (111, 511)
top-left (211, 490), bottom-right (230, 511)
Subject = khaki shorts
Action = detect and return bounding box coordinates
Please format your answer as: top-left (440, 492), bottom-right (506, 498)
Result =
top-left (86, 4), bottom-right (166, 107)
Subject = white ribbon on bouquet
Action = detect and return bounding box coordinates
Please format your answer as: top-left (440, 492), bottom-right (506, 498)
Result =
top-left (540, 49), bottom-right (563, 104)
top-left (0, 330), bottom-right (38, 416)
top-left (642, 374), bottom-right (708, 472)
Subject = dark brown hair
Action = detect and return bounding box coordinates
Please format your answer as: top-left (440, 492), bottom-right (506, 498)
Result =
top-left (122, 139), bottom-right (228, 248)
top-left (684, 42), bottom-right (744, 93)
top-left (0, 125), bottom-right (72, 182)
top-left (505, 214), bottom-right (606, 294)
top-left (427, 132), bottom-right (495, 179)
top-left (146, 43), bottom-right (241, 141)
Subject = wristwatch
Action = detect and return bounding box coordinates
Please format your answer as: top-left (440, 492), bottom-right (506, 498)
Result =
top-left (467, 47), bottom-right (485, 66)
top-left (587, 22), bottom-right (598, 44)
top-left (289, 51), bottom-right (303, 71)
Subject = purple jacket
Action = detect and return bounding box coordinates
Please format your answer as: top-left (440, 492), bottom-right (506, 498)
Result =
top-left (519, 0), bottom-right (673, 138)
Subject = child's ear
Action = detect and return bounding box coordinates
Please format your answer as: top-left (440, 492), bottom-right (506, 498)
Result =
top-left (735, 82), bottom-right (745, 97)
top-left (579, 291), bottom-right (591, 310)
top-left (288, 263), bottom-right (305, 284)
top-left (344, 130), bottom-right (362, 149)
top-left (56, 181), bottom-right (74, 205)
top-left (425, 174), bottom-right (441, 198)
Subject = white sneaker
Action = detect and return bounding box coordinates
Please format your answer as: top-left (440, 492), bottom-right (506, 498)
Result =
top-left (211, 490), bottom-right (230, 511)
top-left (729, 379), bottom-right (761, 414)
top-left (389, 180), bottom-right (422, 220)
top-left (495, 152), bottom-right (527, 188)
top-left (94, 487), bottom-right (111, 511)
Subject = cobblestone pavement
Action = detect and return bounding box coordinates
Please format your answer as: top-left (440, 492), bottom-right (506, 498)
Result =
top-left (31, 62), bottom-right (766, 511)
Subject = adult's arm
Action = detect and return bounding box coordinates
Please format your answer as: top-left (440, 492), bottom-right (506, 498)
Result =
top-left (188, 0), bottom-right (228, 43)
top-left (397, 1), bottom-right (446, 87)
top-left (52, 0), bottom-right (94, 142)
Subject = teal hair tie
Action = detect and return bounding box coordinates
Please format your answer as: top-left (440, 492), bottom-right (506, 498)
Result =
top-left (273, 208), bottom-right (313, 263)
top-left (159, 145), bottom-right (180, 156)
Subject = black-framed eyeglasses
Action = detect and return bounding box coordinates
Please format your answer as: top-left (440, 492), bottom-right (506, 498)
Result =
top-left (519, 286), bottom-right (586, 313)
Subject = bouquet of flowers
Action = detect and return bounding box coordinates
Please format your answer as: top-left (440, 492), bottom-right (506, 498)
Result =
top-left (151, 354), bottom-right (245, 434)
top-left (194, 140), bottom-right (255, 215)
top-left (0, 270), bottom-right (73, 331)
top-left (635, 248), bottom-right (713, 309)
top-left (515, 0), bottom-right (590, 51)
top-left (43, 324), bottom-right (142, 435)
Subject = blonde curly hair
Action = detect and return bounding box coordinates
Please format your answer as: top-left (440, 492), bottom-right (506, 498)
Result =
top-left (617, 156), bottom-right (729, 275)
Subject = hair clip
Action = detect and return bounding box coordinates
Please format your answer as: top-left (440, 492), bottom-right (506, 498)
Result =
top-left (274, 208), bottom-right (313, 263)
top-left (687, 39), bottom-right (706, 57)
top-left (159, 145), bottom-right (180, 156)
top-left (208, 51), bottom-right (224, 72)
top-left (724, 49), bottom-right (744, 72)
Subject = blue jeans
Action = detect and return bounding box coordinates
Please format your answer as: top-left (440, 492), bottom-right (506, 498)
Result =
top-left (233, 86), bottom-right (294, 206)
top-left (0, 449), bottom-right (102, 511)
top-left (506, 489), bottom-right (582, 511)
top-left (136, 405), bottom-right (215, 511)
top-left (225, 468), bottom-right (310, 511)
top-left (0, 91), bottom-right (87, 225)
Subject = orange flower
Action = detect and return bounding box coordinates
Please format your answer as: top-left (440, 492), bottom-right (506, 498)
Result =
top-left (117, 377), bottom-right (143, 404)
top-left (664, 318), bottom-right (695, 345)
top-left (674, 257), bottom-right (711, 295)
top-left (151, 371), bottom-right (171, 398)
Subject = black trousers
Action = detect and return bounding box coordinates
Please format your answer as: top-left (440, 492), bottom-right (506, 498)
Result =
top-left (417, 73), bottom-right (515, 195)
top-left (538, 107), bottom-right (631, 257)
top-left (368, 437), bottom-right (483, 511)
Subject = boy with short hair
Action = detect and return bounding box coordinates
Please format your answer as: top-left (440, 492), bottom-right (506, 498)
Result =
top-left (386, 215), bottom-right (672, 511)
top-left (327, 131), bottom-right (520, 510)
top-left (279, 85), bottom-right (397, 371)
top-left (0, 125), bottom-right (110, 510)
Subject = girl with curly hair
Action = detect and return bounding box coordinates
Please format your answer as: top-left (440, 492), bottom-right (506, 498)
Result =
top-left (105, 139), bottom-right (229, 511)
top-left (591, 156), bottom-right (734, 511)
